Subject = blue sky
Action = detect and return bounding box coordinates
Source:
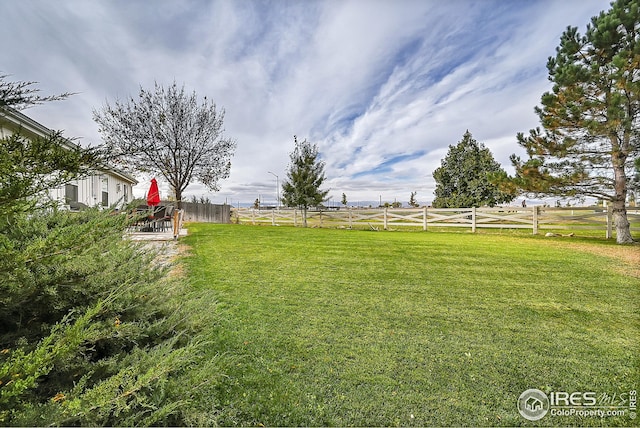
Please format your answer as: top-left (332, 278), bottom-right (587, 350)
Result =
top-left (2, 0), bottom-right (611, 206)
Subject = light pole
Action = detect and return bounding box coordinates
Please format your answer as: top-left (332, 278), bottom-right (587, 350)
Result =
top-left (268, 171), bottom-right (279, 209)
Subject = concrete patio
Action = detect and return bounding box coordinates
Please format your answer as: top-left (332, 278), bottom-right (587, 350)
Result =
top-left (127, 228), bottom-right (188, 241)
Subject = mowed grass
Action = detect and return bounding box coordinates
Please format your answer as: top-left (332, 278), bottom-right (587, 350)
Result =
top-left (182, 224), bottom-right (639, 426)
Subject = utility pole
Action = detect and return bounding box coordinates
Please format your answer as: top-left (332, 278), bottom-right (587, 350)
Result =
top-left (268, 171), bottom-right (279, 209)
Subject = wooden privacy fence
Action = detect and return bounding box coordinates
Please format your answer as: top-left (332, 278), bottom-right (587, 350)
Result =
top-left (163, 201), bottom-right (231, 223)
top-left (232, 206), bottom-right (640, 238)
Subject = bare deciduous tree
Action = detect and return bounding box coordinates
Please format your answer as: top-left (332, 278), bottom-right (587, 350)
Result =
top-left (93, 81), bottom-right (236, 208)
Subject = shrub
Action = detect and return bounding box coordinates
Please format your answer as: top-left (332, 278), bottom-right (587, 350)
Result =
top-left (0, 207), bottom-right (217, 425)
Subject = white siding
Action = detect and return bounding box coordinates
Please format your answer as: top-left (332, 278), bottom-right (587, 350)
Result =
top-left (52, 173), bottom-right (134, 209)
top-left (1, 109), bottom-right (137, 210)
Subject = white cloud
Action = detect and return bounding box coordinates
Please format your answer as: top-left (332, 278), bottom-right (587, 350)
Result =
top-left (1, 0), bottom-right (612, 204)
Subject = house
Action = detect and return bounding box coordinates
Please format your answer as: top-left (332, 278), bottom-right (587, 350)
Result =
top-left (0, 107), bottom-right (137, 209)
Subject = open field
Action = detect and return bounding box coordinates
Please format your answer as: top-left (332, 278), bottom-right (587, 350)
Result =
top-left (182, 224), bottom-right (639, 426)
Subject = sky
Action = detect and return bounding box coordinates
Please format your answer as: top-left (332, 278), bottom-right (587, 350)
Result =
top-left (2, 0), bottom-right (612, 206)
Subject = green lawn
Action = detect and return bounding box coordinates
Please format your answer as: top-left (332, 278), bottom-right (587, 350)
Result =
top-left (182, 224), bottom-right (639, 426)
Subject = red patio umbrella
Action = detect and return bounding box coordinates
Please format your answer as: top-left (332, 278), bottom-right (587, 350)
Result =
top-left (146, 178), bottom-right (161, 207)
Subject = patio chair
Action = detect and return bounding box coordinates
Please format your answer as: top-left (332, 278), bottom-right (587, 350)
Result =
top-left (162, 206), bottom-right (175, 231)
top-left (152, 206), bottom-right (172, 232)
top-left (133, 205), bottom-right (153, 231)
top-left (69, 201), bottom-right (89, 211)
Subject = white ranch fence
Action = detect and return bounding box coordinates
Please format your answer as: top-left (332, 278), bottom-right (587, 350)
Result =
top-left (232, 206), bottom-right (640, 239)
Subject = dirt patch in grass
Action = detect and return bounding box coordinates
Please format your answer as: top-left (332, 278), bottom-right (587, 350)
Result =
top-left (142, 241), bottom-right (190, 278)
top-left (541, 239), bottom-right (640, 278)
top-left (168, 244), bottom-right (190, 278)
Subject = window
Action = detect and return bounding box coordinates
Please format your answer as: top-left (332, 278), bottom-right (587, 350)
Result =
top-left (101, 177), bottom-right (108, 207)
top-left (65, 183), bottom-right (78, 204)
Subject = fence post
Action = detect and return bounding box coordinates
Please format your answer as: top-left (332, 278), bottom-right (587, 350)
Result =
top-left (172, 209), bottom-right (180, 240)
top-left (349, 208), bottom-right (353, 229)
top-left (384, 207), bottom-right (388, 230)
top-left (251, 208), bottom-right (255, 225)
top-left (472, 207), bottom-right (477, 233)
top-left (320, 210), bottom-right (323, 227)
top-left (606, 205), bottom-right (613, 239)
top-left (532, 206), bottom-right (538, 235)
top-left (271, 209), bottom-right (275, 226)
top-left (294, 209), bottom-right (297, 227)
top-left (423, 206), bottom-right (428, 231)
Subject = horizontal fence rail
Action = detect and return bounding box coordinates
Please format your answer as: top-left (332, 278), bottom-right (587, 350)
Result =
top-left (232, 206), bottom-right (640, 239)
